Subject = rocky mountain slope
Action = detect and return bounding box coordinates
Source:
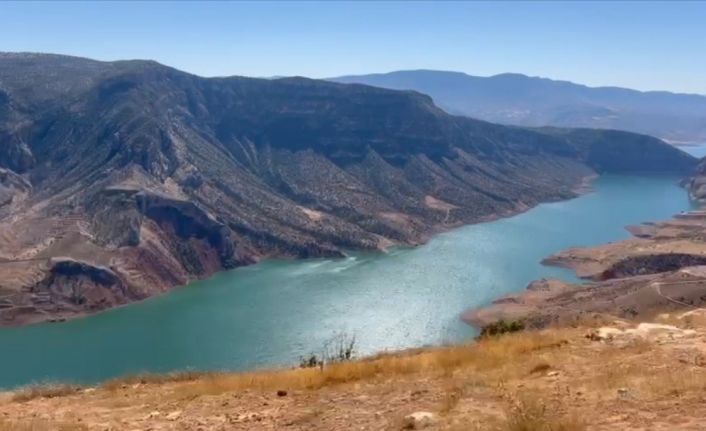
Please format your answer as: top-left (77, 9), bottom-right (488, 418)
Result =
top-left (686, 158), bottom-right (706, 201)
top-left (332, 70), bottom-right (706, 143)
top-left (0, 53), bottom-right (696, 325)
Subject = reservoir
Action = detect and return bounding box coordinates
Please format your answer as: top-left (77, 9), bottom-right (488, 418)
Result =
top-left (0, 174), bottom-right (696, 388)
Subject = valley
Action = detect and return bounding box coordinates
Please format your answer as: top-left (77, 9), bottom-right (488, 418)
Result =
top-left (0, 53), bottom-right (695, 327)
top-left (4, 3), bottom-right (706, 430)
top-left (0, 174), bottom-right (693, 389)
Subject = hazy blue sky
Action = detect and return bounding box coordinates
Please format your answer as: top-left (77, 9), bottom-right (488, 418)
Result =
top-left (1, 1), bottom-right (705, 94)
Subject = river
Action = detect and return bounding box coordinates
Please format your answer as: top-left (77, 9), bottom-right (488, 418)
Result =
top-left (0, 174), bottom-right (697, 389)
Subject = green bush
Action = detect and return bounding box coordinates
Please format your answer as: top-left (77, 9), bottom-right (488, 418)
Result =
top-left (479, 319), bottom-right (525, 338)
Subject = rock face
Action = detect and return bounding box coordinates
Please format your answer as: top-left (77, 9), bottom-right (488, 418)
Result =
top-left (0, 52), bottom-right (697, 325)
top-left (687, 158), bottom-right (706, 202)
top-left (599, 254), bottom-right (706, 280)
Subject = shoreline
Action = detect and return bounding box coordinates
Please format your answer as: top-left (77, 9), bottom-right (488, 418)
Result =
top-left (1, 173), bottom-right (599, 329)
top-left (463, 202), bottom-right (706, 329)
top-left (2, 173), bottom-right (696, 391)
top-left (419, 173), bottom-right (599, 247)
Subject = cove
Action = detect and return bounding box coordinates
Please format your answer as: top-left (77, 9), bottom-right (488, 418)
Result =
top-left (0, 175), bottom-right (696, 389)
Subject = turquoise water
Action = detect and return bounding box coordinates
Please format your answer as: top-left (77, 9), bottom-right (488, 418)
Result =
top-left (0, 175), bottom-right (696, 389)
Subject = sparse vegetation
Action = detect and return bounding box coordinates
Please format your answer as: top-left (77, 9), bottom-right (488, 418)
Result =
top-left (479, 319), bottom-right (526, 338)
top-left (7, 319), bottom-right (706, 429)
top-left (299, 333), bottom-right (357, 368)
top-left (11, 383), bottom-right (81, 403)
top-left (299, 354), bottom-right (323, 369)
top-left (439, 380), bottom-right (464, 414)
top-left (101, 370), bottom-right (210, 391)
top-left (175, 328), bottom-right (569, 398)
top-left (501, 393), bottom-right (585, 431)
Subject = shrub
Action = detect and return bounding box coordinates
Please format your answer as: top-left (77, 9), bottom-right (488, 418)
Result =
top-left (299, 354), bottom-right (324, 369)
top-left (299, 333), bottom-right (356, 368)
top-left (479, 319), bottom-right (525, 338)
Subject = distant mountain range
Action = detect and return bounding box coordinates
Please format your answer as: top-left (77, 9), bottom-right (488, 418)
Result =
top-left (0, 53), bottom-right (696, 324)
top-left (331, 70), bottom-right (706, 143)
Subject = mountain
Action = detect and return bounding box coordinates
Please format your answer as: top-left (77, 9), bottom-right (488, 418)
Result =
top-left (686, 157), bottom-right (706, 201)
top-left (331, 70), bottom-right (706, 143)
top-left (0, 53), bottom-right (696, 325)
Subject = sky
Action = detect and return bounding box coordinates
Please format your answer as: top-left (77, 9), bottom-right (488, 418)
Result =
top-left (1, 1), bottom-right (705, 94)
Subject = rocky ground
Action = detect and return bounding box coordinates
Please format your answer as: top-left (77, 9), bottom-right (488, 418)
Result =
top-left (4, 315), bottom-right (706, 430)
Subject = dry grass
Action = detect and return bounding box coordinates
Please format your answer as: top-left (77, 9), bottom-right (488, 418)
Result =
top-left (587, 357), bottom-right (645, 392)
top-left (635, 366), bottom-right (706, 399)
top-left (570, 333), bottom-right (706, 400)
top-left (7, 320), bottom-right (706, 430)
top-left (11, 384), bottom-right (81, 403)
top-left (439, 380), bottom-right (464, 414)
top-left (174, 329), bottom-right (572, 398)
top-left (501, 393), bottom-right (586, 431)
top-left (1, 328), bottom-right (576, 407)
top-left (101, 370), bottom-right (212, 391)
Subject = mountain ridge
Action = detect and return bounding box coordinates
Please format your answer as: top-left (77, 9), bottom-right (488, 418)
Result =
top-left (340, 69), bottom-right (706, 98)
top-left (331, 70), bottom-right (706, 143)
top-left (0, 52), bottom-right (696, 325)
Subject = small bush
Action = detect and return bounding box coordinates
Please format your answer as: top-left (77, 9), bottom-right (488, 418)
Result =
top-left (299, 354), bottom-right (324, 369)
top-left (479, 320), bottom-right (525, 338)
top-left (324, 333), bottom-right (356, 363)
top-left (299, 333), bottom-right (356, 368)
